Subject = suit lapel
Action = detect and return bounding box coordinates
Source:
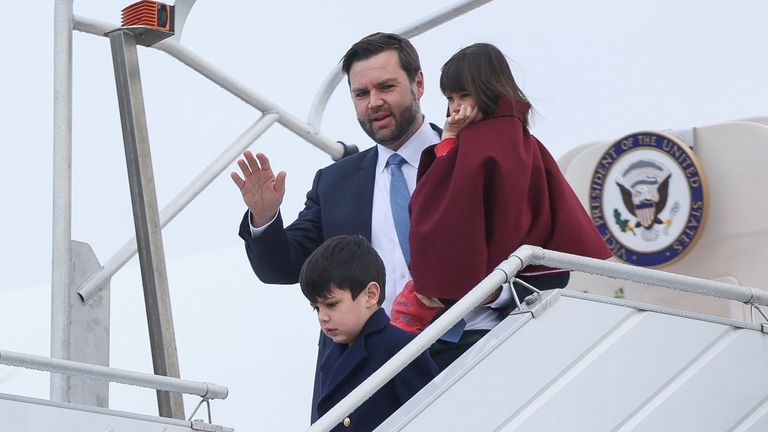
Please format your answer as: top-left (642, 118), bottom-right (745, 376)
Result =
top-left (356, 147), bottom-right (377, 242)
top-left (429, 122), bottom-right (442, 137)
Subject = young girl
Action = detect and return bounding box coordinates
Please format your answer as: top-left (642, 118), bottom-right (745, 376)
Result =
top-left (392, 43), bottom-right (611, 332)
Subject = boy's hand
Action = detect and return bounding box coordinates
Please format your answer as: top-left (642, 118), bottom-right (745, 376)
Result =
top-left (442, 104), bottom-right (482, 140)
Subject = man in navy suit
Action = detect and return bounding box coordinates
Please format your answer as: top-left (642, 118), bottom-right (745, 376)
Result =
top-left (231, 32), bottom-right (515, 422)
top-left (299, 235), bottom-right (437, 431)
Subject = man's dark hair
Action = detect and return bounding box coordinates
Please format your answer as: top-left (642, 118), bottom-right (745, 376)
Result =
top-left (300, 235), bottom-right (386, 306)
top-left (341, 32), bottom-right (421, 84)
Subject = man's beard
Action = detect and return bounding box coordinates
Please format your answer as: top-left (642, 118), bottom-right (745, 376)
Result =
top-left (358, 98), bottom-right (420, 148)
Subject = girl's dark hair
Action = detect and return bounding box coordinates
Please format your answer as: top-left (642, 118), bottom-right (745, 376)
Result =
top-left (440, 43), bottom-right (531, 126)
top-left (299, 235), bottom-right (386, 306)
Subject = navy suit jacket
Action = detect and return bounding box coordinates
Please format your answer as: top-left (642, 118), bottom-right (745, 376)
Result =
top-left (238, 146), bottom-right (378, 284)
top-left (317, 309), bottom-right (438, 432)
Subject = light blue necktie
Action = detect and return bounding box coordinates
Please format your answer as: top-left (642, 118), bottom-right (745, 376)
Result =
top-left (440, 319), bottom-right (466, 343)
top-left (387, 153), bottom-right (411, 265)
top-left (387, 153), bottom-right (466, 343)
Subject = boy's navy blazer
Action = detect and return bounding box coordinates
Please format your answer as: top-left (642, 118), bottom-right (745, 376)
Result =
top-left (316, 308), bottom-right (438, 432)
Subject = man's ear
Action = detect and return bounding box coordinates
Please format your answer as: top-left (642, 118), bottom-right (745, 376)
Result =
top-left (414, 70), bottom-right (424, 100)
top-left (365, 282), bottom-right (380, 307)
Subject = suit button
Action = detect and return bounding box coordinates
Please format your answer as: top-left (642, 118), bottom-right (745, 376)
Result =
top-left (343, 417), bottom-right (351, 427)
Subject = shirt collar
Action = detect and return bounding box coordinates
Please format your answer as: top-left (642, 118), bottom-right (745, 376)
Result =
top-left (376, 117), bottom-right (440, 174)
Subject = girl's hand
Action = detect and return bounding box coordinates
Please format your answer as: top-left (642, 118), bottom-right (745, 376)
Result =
top-left (442, 104), bottom-right (482, 139)
top-left (415, 293), bottom-right (445, 308)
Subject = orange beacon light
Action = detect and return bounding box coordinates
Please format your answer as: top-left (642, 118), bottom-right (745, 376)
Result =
top-left (121, 0), bottom-right (175, 32)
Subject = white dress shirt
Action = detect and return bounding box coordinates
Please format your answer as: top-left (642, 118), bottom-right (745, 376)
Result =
top-left (371, 119), bottom-right (435, 313)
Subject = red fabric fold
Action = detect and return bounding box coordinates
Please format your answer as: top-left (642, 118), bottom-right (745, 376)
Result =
top-left (409, 97), bottom-right (611, 300)
top-left (434, 136), bottom-right (457, 157)
top-left (390, 280), bottom-right (441, 334)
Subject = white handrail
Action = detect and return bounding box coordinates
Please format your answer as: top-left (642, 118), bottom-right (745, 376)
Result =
top-left (308, 245), bottom-right (768, 431)
top-left (306, 0), bottom-right (494, 131)
top-left (0, 349), bottom-right (228, 400)
top-left (532, 247), bottom-right (768, 306)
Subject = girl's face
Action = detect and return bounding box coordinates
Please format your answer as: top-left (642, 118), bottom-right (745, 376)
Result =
top-left (445, 91), bottom-right (478, 116)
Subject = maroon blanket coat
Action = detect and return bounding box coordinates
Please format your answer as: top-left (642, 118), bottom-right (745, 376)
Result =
top-left (409, 97), bottom-right (611, 300)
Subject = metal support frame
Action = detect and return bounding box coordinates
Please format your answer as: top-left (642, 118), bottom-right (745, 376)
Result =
top-left (77, 113), bottom-right (280, 302)
top-left (52, 241), bottom-right (110, 407)
top-left (109, 28), bottom-right (183, 419)
top-left (74, 15), bottom-right (344, 159)
top-left (750, 304), bottom-right (768, 326)
top-left (308, 245), bottom-right (768, 432)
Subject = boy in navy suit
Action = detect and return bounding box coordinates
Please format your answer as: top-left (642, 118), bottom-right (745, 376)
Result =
top-left (300, 235), bottom-right (438, 431)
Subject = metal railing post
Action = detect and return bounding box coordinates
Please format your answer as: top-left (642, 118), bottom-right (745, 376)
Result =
top-left (109, 28), bottom-right (184, 419)
top-left (51, 0), bottom-right (74, 403)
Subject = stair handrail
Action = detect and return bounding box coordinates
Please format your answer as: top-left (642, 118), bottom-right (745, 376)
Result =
top-left (0, 349), bottom-right (228, 400)
top-left (307, 245), bottom-right (768, 432)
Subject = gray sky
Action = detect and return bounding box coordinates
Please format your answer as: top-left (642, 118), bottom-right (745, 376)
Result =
top-left (1, 1), bottom-right (767, 430)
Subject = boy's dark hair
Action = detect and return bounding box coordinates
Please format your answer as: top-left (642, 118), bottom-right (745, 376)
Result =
top-left (440, 42), bottom-right (532, 126)
top-left (300, 235), bottom-right (386, 306)
top-left (341, 32), bottom-right (422, 84)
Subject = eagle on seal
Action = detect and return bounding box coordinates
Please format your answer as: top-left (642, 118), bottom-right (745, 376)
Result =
top-left (616, 159), bottom-right (671, 230)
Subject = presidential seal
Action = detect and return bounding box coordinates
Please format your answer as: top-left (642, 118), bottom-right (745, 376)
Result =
top-left (589, 131), bottom-right (707, 267)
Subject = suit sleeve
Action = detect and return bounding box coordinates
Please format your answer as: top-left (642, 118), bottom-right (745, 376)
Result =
top-left (238, 169), bottom-right (325, 284)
